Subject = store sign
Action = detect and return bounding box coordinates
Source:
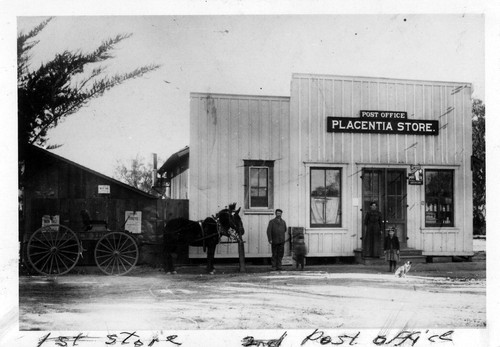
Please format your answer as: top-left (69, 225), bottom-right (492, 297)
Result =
top-left (360, 110), bottom-right (407, 119)
top-left (408, 165), bottom-right (423, 185)
top-left (98, 185), bottom-right (110, 194)
top-left (327, 111), bottom-right (439, 135)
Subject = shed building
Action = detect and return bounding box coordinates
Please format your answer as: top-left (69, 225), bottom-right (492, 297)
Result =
top-left (19, 145), bottom-right (188, 266)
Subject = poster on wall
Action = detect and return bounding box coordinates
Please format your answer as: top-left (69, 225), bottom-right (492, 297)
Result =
top-left (124, 211), bottom-right (142, 234)
top-left (41, 215), bottom-right (59, 230)
top-left (408, 165), bottom-right (423, 185)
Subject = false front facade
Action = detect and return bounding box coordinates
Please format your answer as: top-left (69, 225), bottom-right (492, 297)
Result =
top-left (182, 74), bottom-right (473, 260)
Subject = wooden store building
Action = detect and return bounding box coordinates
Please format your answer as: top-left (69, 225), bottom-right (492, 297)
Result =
top-left (168, 73), bottom-right (474, 262)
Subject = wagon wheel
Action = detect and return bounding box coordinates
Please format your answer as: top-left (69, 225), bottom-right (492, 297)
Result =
top-left (27, 224), bottom-right (81, 276)
top-left (94, 232), bottom-right (139, 275)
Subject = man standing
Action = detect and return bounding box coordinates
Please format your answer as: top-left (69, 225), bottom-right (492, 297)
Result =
top-left (267, 209), bottom-right (287, 271)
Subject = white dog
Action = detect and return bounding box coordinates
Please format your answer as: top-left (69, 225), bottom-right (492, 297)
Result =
top-left (395, 261), bottom-right (412, 277)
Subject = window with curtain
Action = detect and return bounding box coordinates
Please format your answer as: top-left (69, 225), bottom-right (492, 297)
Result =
top-left (310, 168), bottom-right (342, 227)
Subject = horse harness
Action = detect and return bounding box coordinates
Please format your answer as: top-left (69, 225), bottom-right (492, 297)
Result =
top-left (193, 216), bottom-right (239, 244)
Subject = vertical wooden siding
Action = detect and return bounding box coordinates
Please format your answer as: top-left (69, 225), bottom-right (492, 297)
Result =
top-left (190, 93), bottom-right (291, 257)
top-left (170, 170), bottom-right (189, 199)
top-left (189, 74), bottom-right (473, 258)
top-left (292, 74), bottom-right (473, 256)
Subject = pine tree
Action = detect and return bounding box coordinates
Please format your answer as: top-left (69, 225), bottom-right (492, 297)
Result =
top-left (18, 17), bottom-right (160, 152)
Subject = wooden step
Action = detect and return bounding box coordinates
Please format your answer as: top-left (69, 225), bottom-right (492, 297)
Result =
top-left (400, 248), bottom-right (423, 256)
top-left (399, 248), bottom-right (426, 263)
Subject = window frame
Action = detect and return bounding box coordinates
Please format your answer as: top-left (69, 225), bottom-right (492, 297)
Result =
top-left (249, 166), bottom-right (269, 208)
top-left (309, 167), bottom-right (342, 228)
top-left (243, 160), bottom-right (274, 212)
top-left (424, 169), bottom-right (455, 227)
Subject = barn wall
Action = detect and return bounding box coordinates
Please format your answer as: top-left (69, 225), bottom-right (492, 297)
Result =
top-left (23, 161), bottom-right (159, 236)
top-left (170, 169), bottom-right (189, 199)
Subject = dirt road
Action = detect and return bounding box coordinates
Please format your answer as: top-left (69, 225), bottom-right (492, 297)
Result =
top-left (19, 258), bottom-right (486, 331)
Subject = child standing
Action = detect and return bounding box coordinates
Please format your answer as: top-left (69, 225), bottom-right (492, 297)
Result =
top-left (293, 235), bottom-right (308, 270)
top-left (384, 228), bottom-right (400, 272)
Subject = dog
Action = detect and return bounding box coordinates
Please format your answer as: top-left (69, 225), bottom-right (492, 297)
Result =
top-left (394, 261), bottom-right (412, 277)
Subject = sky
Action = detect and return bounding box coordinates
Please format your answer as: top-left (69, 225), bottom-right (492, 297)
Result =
top-left (15, 13), bottom-right (485, 178)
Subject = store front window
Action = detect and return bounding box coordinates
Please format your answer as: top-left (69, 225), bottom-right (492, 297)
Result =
top-left (425, 170), bottom-right (454, 227)
top-left (310, 168), bottom-right (342, 227)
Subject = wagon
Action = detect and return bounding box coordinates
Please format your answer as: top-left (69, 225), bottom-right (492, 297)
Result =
top-left (26, 221), bottom-right (140, 276)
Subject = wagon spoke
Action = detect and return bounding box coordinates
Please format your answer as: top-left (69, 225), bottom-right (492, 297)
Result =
top-left (55, 235), bottom-right (76, 249)
top-left (47, 254), bottom-right (55, 274)
top-left (59, 250), bottom-right (80, 260)
top-left (113, 234), bottom-right (119, 252)
top-left (119, 249), bottom-right (138, 255)
top-left (101, 258), bottom-right (115, 273)
top-left (43, 258), bottom-right (54, 274)
top-left (118, 254), bottom-right (138, 261)
top-left (116, 257), bottom-right (126, 273)
top-left (29, 250), bottom-right (52, 257)
top-left (32, 251), bottom-right (52, 267)
top-left (118, 241), bottom-right (133, 253)
top-left (57, 242), bottom-right (79, 250)
top-left (30, 236), bottom-right (51, 249)
top-left (111, 257), bottom-right (119, 275)
top-left (95, 232), bottom-right (138, 275)
top-left (54, 253), bottom-right (62, 274)
top-left (38, 254), bottom-right (52, 274)
top-left (58, 250), bottom-right (78, 264)
top-left (28, 225), bottom-right (80, 276)
top-left (48, 228), bottom-right (58, 246)
top-left (97, 241), bottom-right (115, 253)
top-left (40, 230), bottom-right (55, 247)
top-left (116, 234), bottom-right (123, 251)
top-left (121, 257), bottom-right (132, 272)
top-left (118, 256), bottom-right (134, 267)
top-left (95, 253), bottom-right (112, 259)
top-left (103, 256), bottom-right (115, 272)
top-left (115, 257), bottom-right (122, 275)
top-left (108, 237), bottom-right (119, 251)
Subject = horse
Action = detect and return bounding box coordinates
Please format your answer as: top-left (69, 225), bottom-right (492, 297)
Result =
top-left (163, 204), bottom-right (245, 274)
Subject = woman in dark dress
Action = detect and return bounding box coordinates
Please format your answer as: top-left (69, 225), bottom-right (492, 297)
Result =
top-left (363, 201), bottom-right (383, 257)
top-left (384, 228), bottom-right (400, 272)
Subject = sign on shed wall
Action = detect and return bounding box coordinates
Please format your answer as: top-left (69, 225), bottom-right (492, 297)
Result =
top-left (125, 211), bottom-right (142, 234)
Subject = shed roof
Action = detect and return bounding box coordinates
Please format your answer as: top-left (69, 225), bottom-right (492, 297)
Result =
top-left (158, 146), bottom-right (189, 176)
top-left (24, 145), bottom-right (158, 199)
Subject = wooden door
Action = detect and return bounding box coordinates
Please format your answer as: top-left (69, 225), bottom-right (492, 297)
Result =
top-left (362, 168), bottom-right (407, 257)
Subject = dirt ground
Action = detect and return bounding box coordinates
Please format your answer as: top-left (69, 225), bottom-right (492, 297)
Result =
top-left (19, 251), bottom-right (486, 331)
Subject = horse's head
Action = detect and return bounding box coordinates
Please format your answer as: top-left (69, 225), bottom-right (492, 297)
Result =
top-left (231, 207), bottom-right (245, 236)
top-left (216, 204), bottom-right (245, 236)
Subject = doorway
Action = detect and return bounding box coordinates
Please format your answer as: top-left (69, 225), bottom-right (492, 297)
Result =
top-left (362, 168), bottom-right (407, 257)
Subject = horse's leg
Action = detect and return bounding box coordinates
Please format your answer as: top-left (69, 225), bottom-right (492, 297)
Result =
top-left (163, 240), bottom-right (177, 274)
top-left (206, 242), bottom-right (216, 274)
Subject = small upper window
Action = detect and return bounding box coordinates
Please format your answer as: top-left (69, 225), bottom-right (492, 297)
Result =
top-left (244, 160), bottom-right (274, 210)
top-left (425, 169), bottom-right (454, 227)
